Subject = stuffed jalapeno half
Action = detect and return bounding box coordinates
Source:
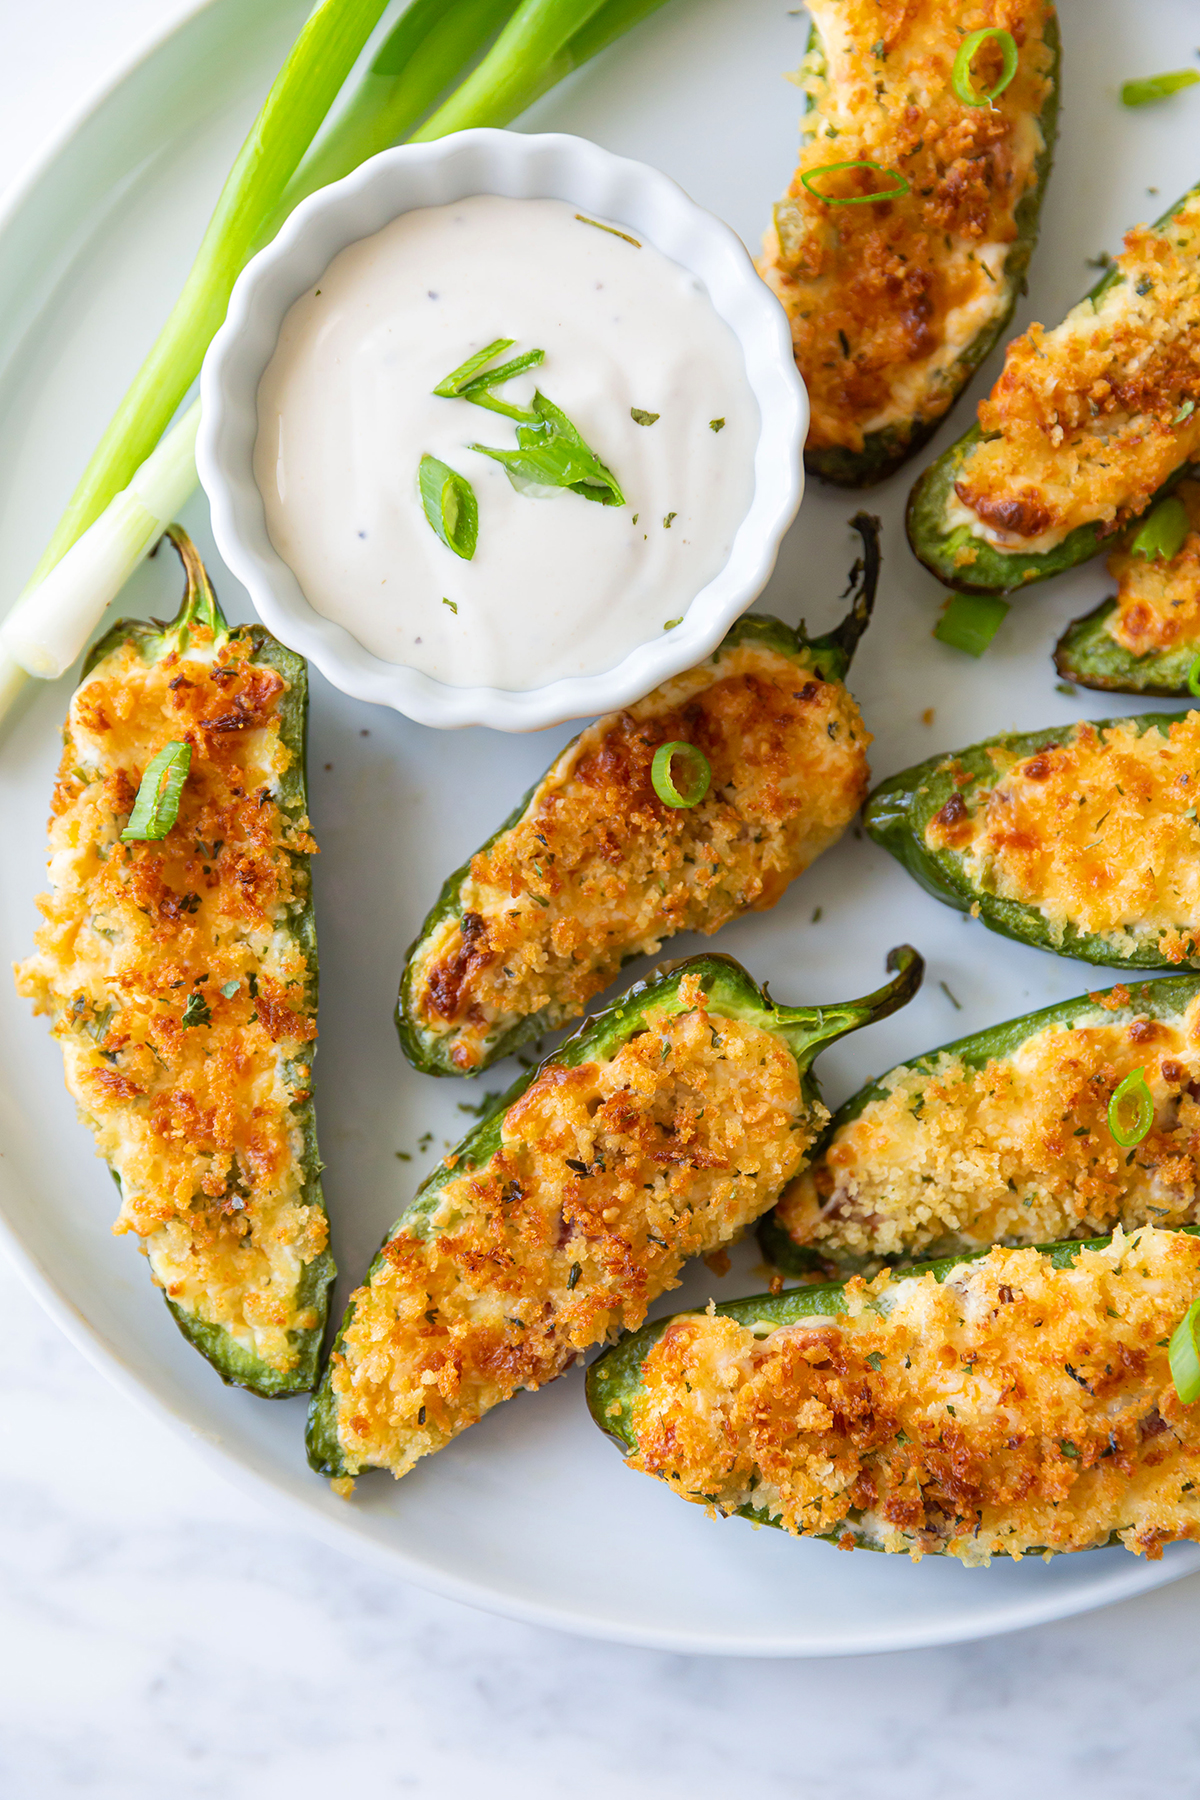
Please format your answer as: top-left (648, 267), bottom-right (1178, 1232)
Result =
top-left (864, 709), bottom-right (1200, 970)
top-left (1055, 483), bottom-right (1200, 695)
top-left (307, 946), bottom-right (922, 1485)
top-left (762, 973), bottom-right (1200, 1278)
top-left (588, 1224), bottom-right (1200, 1562)
top-left (15, 529), bottom-right (333, 1396)
top-left (908, 185), bottom-right (1200, 593)
top-left (761, 0), bottom-right (1059, 487)
top-left (398, 517), bottom-right (880, 1077)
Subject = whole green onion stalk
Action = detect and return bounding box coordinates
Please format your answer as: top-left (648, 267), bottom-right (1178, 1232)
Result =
top-left (0, 0), bottom-right (673, 722)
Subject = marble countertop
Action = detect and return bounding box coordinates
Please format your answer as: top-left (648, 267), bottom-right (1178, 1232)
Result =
top-left (2, 7), bottom-right (1198, 1795)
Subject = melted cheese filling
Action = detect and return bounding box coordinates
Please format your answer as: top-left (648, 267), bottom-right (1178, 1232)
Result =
top-left (14, 632), bottom-right (326, 1374)
top-left (759, 0), bottom-right (1054, 454)
top-left (409, 640), bottom-right (869, 1071)
top-left (777, 997), bottom-right (1200, 1268)
top-left (925, 714), bottom-right (1200, 959)
top-left (1106, 478), bottom-right (1200, 657)
top-left (951, 197), bottom-right (1200, 551)
top-left (625, 1227), bottom-right (1200, 1562)
top-left (330, 977), bottom-right (820, 1479)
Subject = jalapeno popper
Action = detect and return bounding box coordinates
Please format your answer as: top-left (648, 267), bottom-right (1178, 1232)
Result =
top-left (307, 947), bottom-right (921, 1484)
top-left (865, 710), bottom-right (1200, 970)
top-left (588, 1225), bottom-right (1200, 1562)
top-left (760, 1), bottom-right (1059, 487)
top-left (399, 517), bottom-right (879, 1077)
top-left (1055, 484), bottom-right (1200, 696)
top-left (909, 184), bottom-right (1200, 593)
top-left (762, 975), bottom-right (1200, 1278)
top-left (14, 530), bottom-right (333, 1395)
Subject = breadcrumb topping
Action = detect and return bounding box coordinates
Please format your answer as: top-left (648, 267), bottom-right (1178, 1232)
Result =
top-left (409, 640), bottom-right (869, 1071)
top-left (1106, 478), bottom-right (1200, 657)
top-left (777, 997), bottom-right (1200, 1269)
top-left (760, 0), bottom-right (1054, 455)
top-left (925, 713), bottom-right (1200, 959)
top-left (626, 1227), bottom-right (1200, 1562)
top-left (329, 978), bottom-right (821, 1479)
top-left (952, 195), bottom-right (1200, 550)
top-left (14, 630), bottom-right (326, 1373)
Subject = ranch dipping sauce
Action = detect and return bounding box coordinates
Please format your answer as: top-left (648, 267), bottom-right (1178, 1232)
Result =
top-left (254, 195), bottom-right (758, 691)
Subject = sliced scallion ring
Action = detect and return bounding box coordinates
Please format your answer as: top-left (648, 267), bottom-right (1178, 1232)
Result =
top-left (651, 740), bottom-right (711, 809)
top-left (1130, 495), bottom-right (1189, 562)
top-left (800, 159), bottom-right (910, 205)
top-left (933, 592), bottom-right (1010, 657)
top-left (1170, 1296), bottom-right (1200, 1404)
top-left (952, 28), bottom-right (1019, 108)
top-left (419, 454), bottom-right (478, 561)
top-left (1107, 1067), bottom-right (1154, 1148)
top-left (121, 740), bottom-right (192, 842)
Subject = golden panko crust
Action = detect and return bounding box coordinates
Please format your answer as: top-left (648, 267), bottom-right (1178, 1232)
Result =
top-left (953, 196), bottom-right (1200, 550)
top-left (925, 713), bottom-right (1200, 960)
top-left (329, 978), bottom-right (821, 1479)
top-left (409, 641), bottom-right (870, 1071)
top-left (625, 1227), bottom-right (1200, 1562)
top-left (760, 0), bottom-right (1055, 455)
top-left (14, 630), bottom-right (326, 1374)
top-left (777, 995), bottom-right (1200, 1269)
top-left (1106, 478), bottom-right (1200, 657)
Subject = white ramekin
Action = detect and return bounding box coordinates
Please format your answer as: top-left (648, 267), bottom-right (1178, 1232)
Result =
top-left (198, 130), bottom-right (807, 732)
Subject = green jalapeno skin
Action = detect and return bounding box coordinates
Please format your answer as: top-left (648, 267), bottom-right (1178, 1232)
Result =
top-left (906, 186), bottom-right (1200, 595)
top-left (781, 10), bottom-right (1060, 490)
top-left (759, 971), bottom-right (1200, 1277)
top-left (1054, 596), bottom-right (1200, 696)
top-left (396, 519), bottom-right (881, 1078)
top-left (586, 1224), bottom-right (1200, 1553)
top-left (862, 712), bottom-right (1200, 970)
top-left (77, 536), bottom-right (332, 1397)
top-left (307, 944), bottom-right (923, 1477)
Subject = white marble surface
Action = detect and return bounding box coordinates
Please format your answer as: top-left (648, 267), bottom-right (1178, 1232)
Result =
top-left (3, 6), bottom-right (1200, 1794)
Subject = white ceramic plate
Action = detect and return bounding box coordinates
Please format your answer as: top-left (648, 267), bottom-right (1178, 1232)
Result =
top-left (3, 0), bottom-right (1200, 1657)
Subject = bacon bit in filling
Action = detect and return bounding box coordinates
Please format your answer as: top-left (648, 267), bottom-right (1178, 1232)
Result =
top-left (777, 1000), bottom-right (1200, 1269)
top-left (408, 641), bottom-right (870, 1070)
top-left (953, 196), bottom-right (1200, 551)
top-left (625, 1227), bottom-right (1200, 1562)
top-left (924, 714), bottom-right (1200, 959)
top-left (1106, 478), bottom-right (1200, 657)
top-left (14, 629), bottom-right (326, 1374)
top-left (329, 978), bottom-right (820, 1479)
top-left (760, 0), bottom-right (1055, 456)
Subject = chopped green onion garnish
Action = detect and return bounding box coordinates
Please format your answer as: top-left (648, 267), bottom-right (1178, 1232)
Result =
top-left (419, 455), bottom-right (478, 560)
top-left (1108, 1067), bottom-right (1153, 1148)
top-left (1131, 495), bottom-right (1189, 561)
top-left (1121, 69), bottom-right (1200, 108)
top-left (1188, 654), bottom-right (1200, 699)
top-left (631, 408), bottom-right (660, 426)
top-left (433, 337), bottom-right (516, 397)
top-left (121, 741), bottom-right (192, 841)
top-left (800, 159), bottom-right (910, 205)
top-left (437, 340), bottom-right (624, 505)
top-left (433, 339), bottom-right (545, 413)
top-left (574, 213), bottom-right (640, 248)
top-left (651, 740), bottom-right (711, 809)
top-left (1170, 1296), bottom-right (1200, 1404)
top-left (470, 391), bottom-right (624, 506)
top-left (934, 592), bottom-right (1010, 657)
top-left (952, 28), bottom-right (1019, 108)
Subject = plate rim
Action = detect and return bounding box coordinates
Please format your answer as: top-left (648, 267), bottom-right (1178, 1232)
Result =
top-left (2, 0), bottom-right (1199, 1658)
